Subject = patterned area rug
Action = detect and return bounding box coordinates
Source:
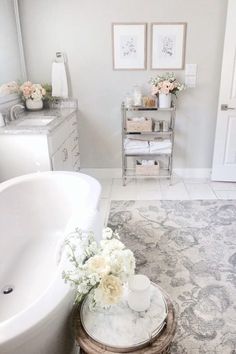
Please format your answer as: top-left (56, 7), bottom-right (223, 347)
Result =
top-left (107, 200), bottom-right (236, 354)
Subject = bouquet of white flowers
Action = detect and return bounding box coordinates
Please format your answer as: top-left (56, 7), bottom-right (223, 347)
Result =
top-left (62, 227), bottom-right (136, 309)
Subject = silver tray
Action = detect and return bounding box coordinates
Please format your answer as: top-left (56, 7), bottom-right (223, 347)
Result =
top-left (80, 284), bottom-right (168, 350)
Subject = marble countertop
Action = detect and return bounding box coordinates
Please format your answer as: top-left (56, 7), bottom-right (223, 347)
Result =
top-left (0, 108), bottom-right (77, 135)
top-left (80, 284), bottom-right (167, 349)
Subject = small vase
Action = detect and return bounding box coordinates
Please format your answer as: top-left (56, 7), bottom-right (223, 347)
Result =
top-left (158, 93), bottom-right (171, 109)
top-left (25, 98), bottom-right (43, 111)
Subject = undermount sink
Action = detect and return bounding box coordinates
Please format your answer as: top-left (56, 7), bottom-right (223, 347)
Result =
top-left (16, 116), bottom-right (55, 127)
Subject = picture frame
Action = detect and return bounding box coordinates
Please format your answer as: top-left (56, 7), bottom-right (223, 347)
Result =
top-left (151, 23), bottom-right (187, 70)
top-left (112, 23), bottom-right (147, 70)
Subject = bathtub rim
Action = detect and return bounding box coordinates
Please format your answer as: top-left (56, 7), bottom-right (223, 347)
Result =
top-left (0, 171), bottom-right (101, 346)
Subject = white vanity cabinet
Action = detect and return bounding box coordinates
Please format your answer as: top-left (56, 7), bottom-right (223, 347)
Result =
top-left (49, 113), bottom-right (80, 171)
top-left (0, 111), bottom-right (80, 182)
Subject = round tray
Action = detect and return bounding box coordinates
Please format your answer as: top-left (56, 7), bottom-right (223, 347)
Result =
top-left (79, 283), bottom-right (168, 351)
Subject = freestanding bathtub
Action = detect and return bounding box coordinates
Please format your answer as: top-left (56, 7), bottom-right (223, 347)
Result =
top-left (0, 171), bottom-right (101, 354)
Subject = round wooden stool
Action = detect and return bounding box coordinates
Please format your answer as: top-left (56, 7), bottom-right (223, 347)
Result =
top-left (73, 286), bottom-right (177, 354)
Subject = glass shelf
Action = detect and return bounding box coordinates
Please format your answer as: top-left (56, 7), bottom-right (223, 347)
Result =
top-left (125, 130), bottom-right (173, 136)
top-left (125, 105), bottom-right (176, 112)
top-left (125, 152), bottom-right (171, 157)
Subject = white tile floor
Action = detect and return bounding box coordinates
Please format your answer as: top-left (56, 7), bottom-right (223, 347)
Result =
top-left (97, 177), bottom-right (236, 226)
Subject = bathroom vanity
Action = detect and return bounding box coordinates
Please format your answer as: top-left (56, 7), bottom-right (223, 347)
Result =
top-left (0, 108), bottom-right (80, 182)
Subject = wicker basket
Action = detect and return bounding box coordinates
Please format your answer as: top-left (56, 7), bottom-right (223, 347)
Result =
top-left (126, 117), bottom-right (152, 132)
top-left (136, 160), bottom-right (160, 176)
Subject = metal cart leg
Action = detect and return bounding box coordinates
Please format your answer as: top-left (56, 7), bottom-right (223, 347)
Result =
top-left (122, 154), bottom-right (127, 186)
top-left (169, 155), bottom-right (173, 186)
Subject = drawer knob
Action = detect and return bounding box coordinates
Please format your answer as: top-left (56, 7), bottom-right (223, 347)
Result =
top-left (62, 148), bottom-right (68, 162)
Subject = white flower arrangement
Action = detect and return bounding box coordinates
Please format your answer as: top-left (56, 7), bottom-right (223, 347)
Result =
top-left (62, 227), bottom-right (136, 309)
top-left (150, 72), bottom-right (186, 96)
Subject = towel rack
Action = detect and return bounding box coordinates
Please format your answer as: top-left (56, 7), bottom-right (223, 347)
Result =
top-left (55, 51), bottom-right (66, 63)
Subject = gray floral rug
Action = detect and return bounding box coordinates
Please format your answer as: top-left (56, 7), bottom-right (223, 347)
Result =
top-left (107, 200), bottom-right (236, 354)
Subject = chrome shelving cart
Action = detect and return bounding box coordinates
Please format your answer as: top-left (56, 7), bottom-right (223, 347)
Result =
top-left (121, 102), bottom-right (176, 186)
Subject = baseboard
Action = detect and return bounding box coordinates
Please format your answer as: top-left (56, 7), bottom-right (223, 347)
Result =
top-left (80, 168), bottom-right (122, 179)
top-left (174, 168), bottom-right (211, 179)
top-left (81, 168), bottom-right (211, 179)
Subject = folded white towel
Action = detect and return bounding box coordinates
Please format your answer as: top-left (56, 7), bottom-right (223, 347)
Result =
top-left (141, 160), bottom-right (155, 165)
top-left (149, 139), bottom-right (171, 152)
top-left (131, 117), bottom-right (146, 122)
top-left (125, 148), bottom-right (150, 154)
top-left (149, 148), bottom-right (171, 154)
top-left (124, 138), bottom-right (149, 149)
top-left (52, 62), bottom-right (68, 98)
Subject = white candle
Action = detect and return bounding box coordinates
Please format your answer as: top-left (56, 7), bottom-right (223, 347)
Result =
top-left (127, 274), bottom-right (151, 312)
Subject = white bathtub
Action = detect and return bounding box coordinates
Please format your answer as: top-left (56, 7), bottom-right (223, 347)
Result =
top-left (0, 171), bottom-right (101, 354)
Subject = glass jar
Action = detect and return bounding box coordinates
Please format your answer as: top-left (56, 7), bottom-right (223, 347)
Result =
top-left (133, 86), bottom-right (142, 106)
top-left (125, 93), bottom-right (133, 108)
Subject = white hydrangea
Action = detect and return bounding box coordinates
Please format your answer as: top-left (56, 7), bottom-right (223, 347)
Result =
top-left (100, 239), bottom-right (125, 255)
top-left (110, 249), bottom-right (135, 282)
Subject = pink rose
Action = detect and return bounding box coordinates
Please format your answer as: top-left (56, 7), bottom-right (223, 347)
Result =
top-left (22, 86), bottom-right (32, 98)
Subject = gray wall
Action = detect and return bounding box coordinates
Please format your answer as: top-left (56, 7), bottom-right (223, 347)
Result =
top-left (19, 0), bottom-right (228, 169)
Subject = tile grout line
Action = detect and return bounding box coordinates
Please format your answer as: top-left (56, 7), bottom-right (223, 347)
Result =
top-left (182, 178), bottom-right (191, 200)
top-left (208, 182), bottom-right (219, 199)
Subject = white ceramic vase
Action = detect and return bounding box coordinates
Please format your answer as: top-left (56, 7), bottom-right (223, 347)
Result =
top-left (158, 93), bottom-right (171, 109)
top-left (25, 98), bottom-right (43, 111)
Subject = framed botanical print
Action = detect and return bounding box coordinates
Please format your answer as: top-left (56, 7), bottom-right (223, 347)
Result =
top-left (112, 23), bottom-right (147, 70)
top-left (151, 23), bottom-right (187, 70)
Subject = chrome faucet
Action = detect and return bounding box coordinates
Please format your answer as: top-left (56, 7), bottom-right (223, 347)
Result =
top-left (10, 104), bottom-right (25, 121)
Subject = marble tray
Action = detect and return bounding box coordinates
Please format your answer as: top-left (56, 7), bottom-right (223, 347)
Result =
top-left (80, 283), bottom-right (167, 350)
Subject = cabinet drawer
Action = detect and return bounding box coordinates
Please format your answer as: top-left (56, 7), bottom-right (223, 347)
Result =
top-left (73, 156), bottom-right (80, 171)
top-left (49, 113), bottom-right (78, 154)
top-left (68, 114), bottom-right (78, 132)
top-left (70, 130), bottom-right (79, 151)
top-left (51, 139), bottom-right (73, 171)
top-left (71, 146), bottom-right (80, 164)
